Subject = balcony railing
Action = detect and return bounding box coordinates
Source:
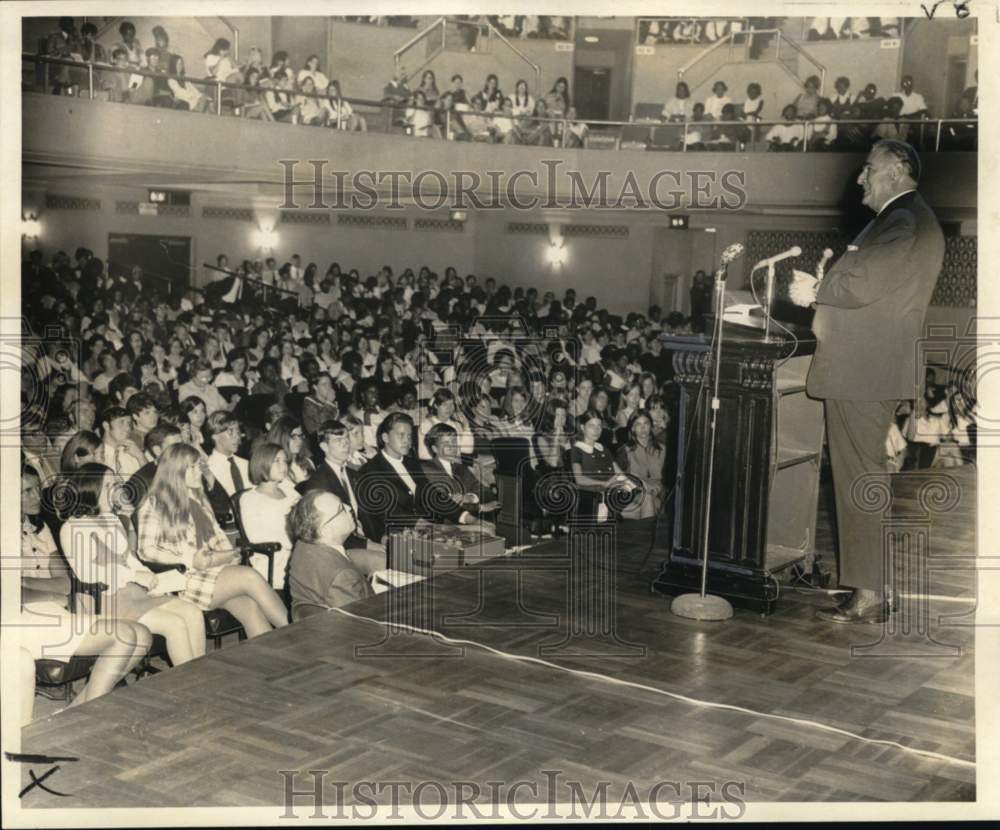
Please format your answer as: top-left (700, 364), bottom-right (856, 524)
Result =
top-left (23, 54), bottom-right (979, 154)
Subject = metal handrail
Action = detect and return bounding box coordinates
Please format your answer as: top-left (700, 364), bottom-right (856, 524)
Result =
top-left (485, 21), bottom-right (542, 97)
top-left (22, 54), bottom-right (977, 154)
top-left (775, 30), bottom-right (827, 93)
top-left (393, 16), bottom-right (446, 80)
top-left (217, 17), bottom-right (240, 62)
top-left (23, 53), bottom-right (405, 112)
top-left (676, 31), bottom-right (737, 81)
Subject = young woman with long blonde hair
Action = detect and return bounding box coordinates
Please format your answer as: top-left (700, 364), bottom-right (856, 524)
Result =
top-left (137, 443), bottom-right (288, 637)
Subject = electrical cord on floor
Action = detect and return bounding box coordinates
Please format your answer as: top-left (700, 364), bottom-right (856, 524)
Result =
top-left (329, 606), bottom-right (974, 771)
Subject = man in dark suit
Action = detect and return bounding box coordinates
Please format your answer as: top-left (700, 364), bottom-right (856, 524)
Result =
top-left (296, 420), bottom-right (372, 556)
top-left (421, 422), bottom-right (499, 522)
top-left (355, 413), bottom-right (478, 543)
top-left (795, 140), bottom-right (945, 623)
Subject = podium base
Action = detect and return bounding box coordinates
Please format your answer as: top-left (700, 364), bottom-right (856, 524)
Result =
top-left (670, 592), bottom-right (734, 621)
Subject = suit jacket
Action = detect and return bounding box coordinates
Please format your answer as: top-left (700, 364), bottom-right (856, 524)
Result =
top-left (296, 461), bottom-right (367, 549)
top-left (807, 190), bottom-right (944, 401)
top-left (287, 540), bottom-right (374, 620)
top-left (421, 458), bottom-right (487, 517)
top-left (353, 452), bottom-right (425, 542)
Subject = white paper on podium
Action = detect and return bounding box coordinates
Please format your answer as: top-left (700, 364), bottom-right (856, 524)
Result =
top-left (722, 303), bottom-right (764, 325)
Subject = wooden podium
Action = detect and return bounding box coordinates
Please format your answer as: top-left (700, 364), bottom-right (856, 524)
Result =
top-left (651, 321), bottom-right (824, 614)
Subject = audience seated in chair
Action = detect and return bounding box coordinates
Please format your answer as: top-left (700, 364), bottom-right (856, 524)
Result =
top-left (766, 104), bottom-right (805, 151)
top-left (205, 411), bottom-right (250, 498)
top-left (137, 443), bottom-right (288, 637)
top-left (286, 491), bottom-right (375, 619)
top-left (20, 463), bottom-right (152, 724)
top-left (238, 442), bottom-right (301, 589)
top-left (568, 409), bottom-right (638, 523)
top-left (59, 463), bottom-right (206, 664)
top-left (422, 423), bottom-right (498, 526)
top-left (615, 411), bottom-right (666, 520)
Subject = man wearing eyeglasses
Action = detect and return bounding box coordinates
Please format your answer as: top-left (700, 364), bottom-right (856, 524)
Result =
top-left (205, 412), bottom-right (250, 497)
top-left (286, 490), bottom-right (374, 619)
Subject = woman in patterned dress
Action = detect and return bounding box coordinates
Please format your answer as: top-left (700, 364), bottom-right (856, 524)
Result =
top-left (137, 443), bottom-right (288, 637)
top-left (59, 463), bottom-right (207, 664)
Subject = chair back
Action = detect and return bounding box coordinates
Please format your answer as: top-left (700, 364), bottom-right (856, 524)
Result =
top-left (633, 102), bottom-right (663, 122)
top-left (619, 124), bottom-right (651, 149)
top-left (284, 391), bottom-right (306, 421)
top-left (234, 392), bottom-right (278, 432)
top-left (491, 436), bottom-right (532, 477)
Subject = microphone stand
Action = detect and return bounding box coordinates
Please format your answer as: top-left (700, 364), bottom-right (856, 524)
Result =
top-left (670, 259), bottom-right (735, 622)
top-left (764, 260), bottom-right (776, 343)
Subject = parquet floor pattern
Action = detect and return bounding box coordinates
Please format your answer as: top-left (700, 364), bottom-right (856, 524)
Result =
top-left (18, 467), bottom-right (976, 808)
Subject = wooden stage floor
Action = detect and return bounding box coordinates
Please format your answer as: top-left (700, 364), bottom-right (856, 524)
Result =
top-left (17, 467), bottom-right (977, 811)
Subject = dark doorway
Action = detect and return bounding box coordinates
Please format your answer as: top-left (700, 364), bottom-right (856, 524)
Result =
top-left (108, 233), bottom-right (192, 298)
top-left (945, 55), bottom-right (968, 117)
top-left (574, 66), bottom-right (612, 121)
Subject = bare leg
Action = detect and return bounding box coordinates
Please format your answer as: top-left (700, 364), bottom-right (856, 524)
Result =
top-left (221, 595), bottom-right (271, 638)
top-left (160, 597), bottom-right (206, 658)
top-left (211, 565), bottom-right (288, 630)
top-left (70, 621), bottom-right (152, 707)
top-left (138, 608), bottom-right (194, 665)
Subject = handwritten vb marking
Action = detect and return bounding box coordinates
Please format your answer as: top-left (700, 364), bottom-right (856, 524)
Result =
top-left (921, 0), bottom-right (972, 19)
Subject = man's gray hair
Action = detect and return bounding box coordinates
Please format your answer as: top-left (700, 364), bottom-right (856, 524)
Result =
top-left (287, 488), bottom-right (325, 543)
top-left (873, 139), bottom-right (921, 183)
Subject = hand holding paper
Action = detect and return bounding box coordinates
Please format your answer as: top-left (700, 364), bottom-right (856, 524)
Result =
top-left (789, 269), bottom-right (818, 308)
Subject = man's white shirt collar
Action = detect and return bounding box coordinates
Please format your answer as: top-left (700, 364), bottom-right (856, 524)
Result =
top-left (878, 188), bottom-right (916, 216)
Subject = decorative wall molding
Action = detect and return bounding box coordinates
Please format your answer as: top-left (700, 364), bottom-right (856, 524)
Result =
top-left (281, 211), bottom-right (331, 226)
top-left (117, 201), bottom-right (190, 217)
top-left (202, 205), bottom-right (254, 222)
top-left (414, 218), bottom-right (465, 233)
top-left (932, 235), bottom-right (976, 307)
top-left (336, 214), bottom-right (407, 230)
top-left (45, 194), bottom-right (102, 211)
top-left (743, 229), bottom-right (977, 308)
top-left (562, 224), bottom-right (629, 239)
top-left (507, 222), bottom-right (549, 235)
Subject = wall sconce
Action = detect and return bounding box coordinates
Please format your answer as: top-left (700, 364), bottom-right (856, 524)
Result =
top-left (546, 237), bottom-right (568, 267)
top-left (21, 214), bottom-right (41, 240)
top-left (252, 227), bottom-right (279, 251)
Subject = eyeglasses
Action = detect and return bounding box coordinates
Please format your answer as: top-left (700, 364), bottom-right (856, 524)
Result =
top-left (321, 500), bottom-right (353, 527)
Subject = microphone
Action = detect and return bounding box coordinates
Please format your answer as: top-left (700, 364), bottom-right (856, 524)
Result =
top-left (816, 248), bottom-right (834, 283)
top-left (720, 242), bottom-right (745, 264)
top-left (753, 246), bottom-right (801, 270)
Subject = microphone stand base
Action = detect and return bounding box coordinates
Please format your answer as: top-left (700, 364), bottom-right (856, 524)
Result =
top-left (670, 592), bottom-right (735, 621)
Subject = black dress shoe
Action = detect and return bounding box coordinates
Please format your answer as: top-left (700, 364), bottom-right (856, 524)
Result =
top-left (816, 601), bottom-right (889, 624)
top-left (834, 590), bottom-right (855, 608)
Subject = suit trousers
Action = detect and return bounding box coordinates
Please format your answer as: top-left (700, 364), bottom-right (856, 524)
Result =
top-left (825, 398), bottom-right (896, 593)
